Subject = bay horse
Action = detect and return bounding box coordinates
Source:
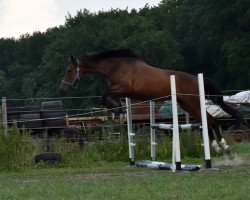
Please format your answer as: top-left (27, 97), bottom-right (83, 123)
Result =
top-left (60, 49), bottom-right (248, 154)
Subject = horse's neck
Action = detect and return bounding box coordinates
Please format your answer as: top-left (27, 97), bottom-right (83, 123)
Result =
top-left (92, 58), bottom-right (124, 77)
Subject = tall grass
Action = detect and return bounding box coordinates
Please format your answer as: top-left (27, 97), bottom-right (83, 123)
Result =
top-left (54, 130), bottom-right (219, 167)
top-left (0, 124), bottom-right (33, 170)
top-left (0, 125), bottom-right (236, 170)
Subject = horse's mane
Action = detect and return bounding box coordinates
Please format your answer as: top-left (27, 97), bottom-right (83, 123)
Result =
top-left (82, 49), bottom-right (142, 62)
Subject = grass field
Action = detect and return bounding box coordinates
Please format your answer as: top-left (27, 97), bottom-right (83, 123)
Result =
top-left (0, 143), bottom-right (249, 200)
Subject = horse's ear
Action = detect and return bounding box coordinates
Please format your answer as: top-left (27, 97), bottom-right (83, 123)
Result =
top-left (70, 55), bottom-right (77, 66)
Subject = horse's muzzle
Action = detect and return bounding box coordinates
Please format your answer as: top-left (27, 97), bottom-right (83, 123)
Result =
top-left (59, 82), bottom-right (69, 95)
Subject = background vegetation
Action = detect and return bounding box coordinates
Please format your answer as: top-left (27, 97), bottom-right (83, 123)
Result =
top-left (0, 125), bottom-right (213, 170)
top-left (0, 0), bottom-right (249, 108)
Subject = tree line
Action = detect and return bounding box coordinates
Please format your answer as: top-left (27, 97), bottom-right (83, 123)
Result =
top-left (0, 0), bottom-right (249, 108)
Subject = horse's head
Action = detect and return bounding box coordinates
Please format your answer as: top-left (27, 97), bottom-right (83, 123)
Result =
top-left (60, 55), bottom-right (86, 94)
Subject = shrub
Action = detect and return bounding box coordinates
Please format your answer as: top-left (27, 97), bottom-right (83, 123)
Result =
top-left (0, 124), bottom-right (33, 170)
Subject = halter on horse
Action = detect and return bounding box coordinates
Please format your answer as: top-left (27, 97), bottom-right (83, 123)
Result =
top-left (60, 49), bottom-right (248, 154)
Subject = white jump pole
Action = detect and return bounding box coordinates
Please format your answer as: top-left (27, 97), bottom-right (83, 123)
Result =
top-left (150, 101), bottom-right (156, 161)
top-left (149, 74), bottom-right (212, 170)
top-left (126, 97), bottom-right (135, 165)
top-left (198, 73), bottom-right (212, 169)
top-left (170, 75), bottom-right (181, 171)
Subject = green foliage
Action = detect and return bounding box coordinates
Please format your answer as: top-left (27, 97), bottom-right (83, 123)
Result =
top-left (0, 124), bottom-right (33, 170)
top-left (51, 131), bottom-right (208, 168)
top-left (222, 34), bottom-right (250, 89)
top-left (0, 0), bottom-right (249, 103)
top-left (0, 125), bottom-right (239, 171)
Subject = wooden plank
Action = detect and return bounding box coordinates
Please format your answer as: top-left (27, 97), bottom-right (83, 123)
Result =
top-left (68, 116), bottom-right (108, 126)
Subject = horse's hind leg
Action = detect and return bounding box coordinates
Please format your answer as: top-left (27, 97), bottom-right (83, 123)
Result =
top-left (208, 126), bottom-right (222, 154)
top-left (208, 115), bottom-right (230, 154)
top-left (178, 97), bottom-right (230, 155)
top-left (177, 98), bottom-right (223, 153)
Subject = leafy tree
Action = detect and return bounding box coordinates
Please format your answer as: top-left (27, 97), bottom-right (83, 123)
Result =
top-left (0, 70), bottom-right (8, 96)
top-left (0, 0), bottom-right (249, 109)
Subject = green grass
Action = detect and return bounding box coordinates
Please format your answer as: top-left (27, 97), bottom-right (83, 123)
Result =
top-left (0, 143), bottom-right (249, 200)
top-left (0, 126), bottom-right (249, 199)
top-left (0, 162), bottom-right (249, 200)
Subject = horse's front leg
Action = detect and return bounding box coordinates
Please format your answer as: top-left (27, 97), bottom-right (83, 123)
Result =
top-left (99, 93), bottom-right (108, 108)
top-left (100, 90), bottom-right (124, 115)
top-left (100, 84), bottom-right (120, 107)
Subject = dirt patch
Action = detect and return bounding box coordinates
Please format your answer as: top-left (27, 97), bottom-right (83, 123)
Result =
top-left (213, 154), bottom-right (250, 168)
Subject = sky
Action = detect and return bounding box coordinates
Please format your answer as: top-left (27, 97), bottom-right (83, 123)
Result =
top-left (0, 0), bottom-right (161, 39)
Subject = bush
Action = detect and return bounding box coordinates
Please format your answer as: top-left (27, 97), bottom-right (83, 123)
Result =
top-left (0, 124), bottom-right (33, 170)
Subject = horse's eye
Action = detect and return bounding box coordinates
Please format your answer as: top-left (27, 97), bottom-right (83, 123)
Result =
top-left (67, 69), bottom-right (72, 73)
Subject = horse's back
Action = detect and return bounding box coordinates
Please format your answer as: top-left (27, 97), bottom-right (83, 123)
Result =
top-left (141, 63), bottom-right (199, 95)
top-left (125, 61), bottom-right (199, 100)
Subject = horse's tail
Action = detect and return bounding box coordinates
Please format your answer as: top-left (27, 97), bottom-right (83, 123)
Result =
top-left (204, 78), bottom-right (249, 128)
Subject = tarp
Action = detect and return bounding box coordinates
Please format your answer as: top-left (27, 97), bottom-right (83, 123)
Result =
top-left (223, 90), bottom-right (250, 104)
top-left (206, 100), bottom-right (232, 118)
top-left (160, 91), bottom-right (250, 119)
top-left (159, 102), bottom-right (186, 118)
top-left (207, 90), bottom-right (250, 118)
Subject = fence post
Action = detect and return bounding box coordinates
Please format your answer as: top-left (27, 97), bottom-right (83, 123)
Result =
top-left (185, 112), bottom-right (190, 124)
top-left (2, 97), bottom-right (8, 136)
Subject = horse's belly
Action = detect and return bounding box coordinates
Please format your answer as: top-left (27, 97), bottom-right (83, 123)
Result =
top-left (131, 79), bottom-right (170, 100)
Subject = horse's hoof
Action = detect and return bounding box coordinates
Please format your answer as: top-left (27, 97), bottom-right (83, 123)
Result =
top-left (218, 149), bottom-right (224, 156)
top-left (213, 148), bottom-right (223, 156)
top-left (222, 148), bottom-right (231, 156)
